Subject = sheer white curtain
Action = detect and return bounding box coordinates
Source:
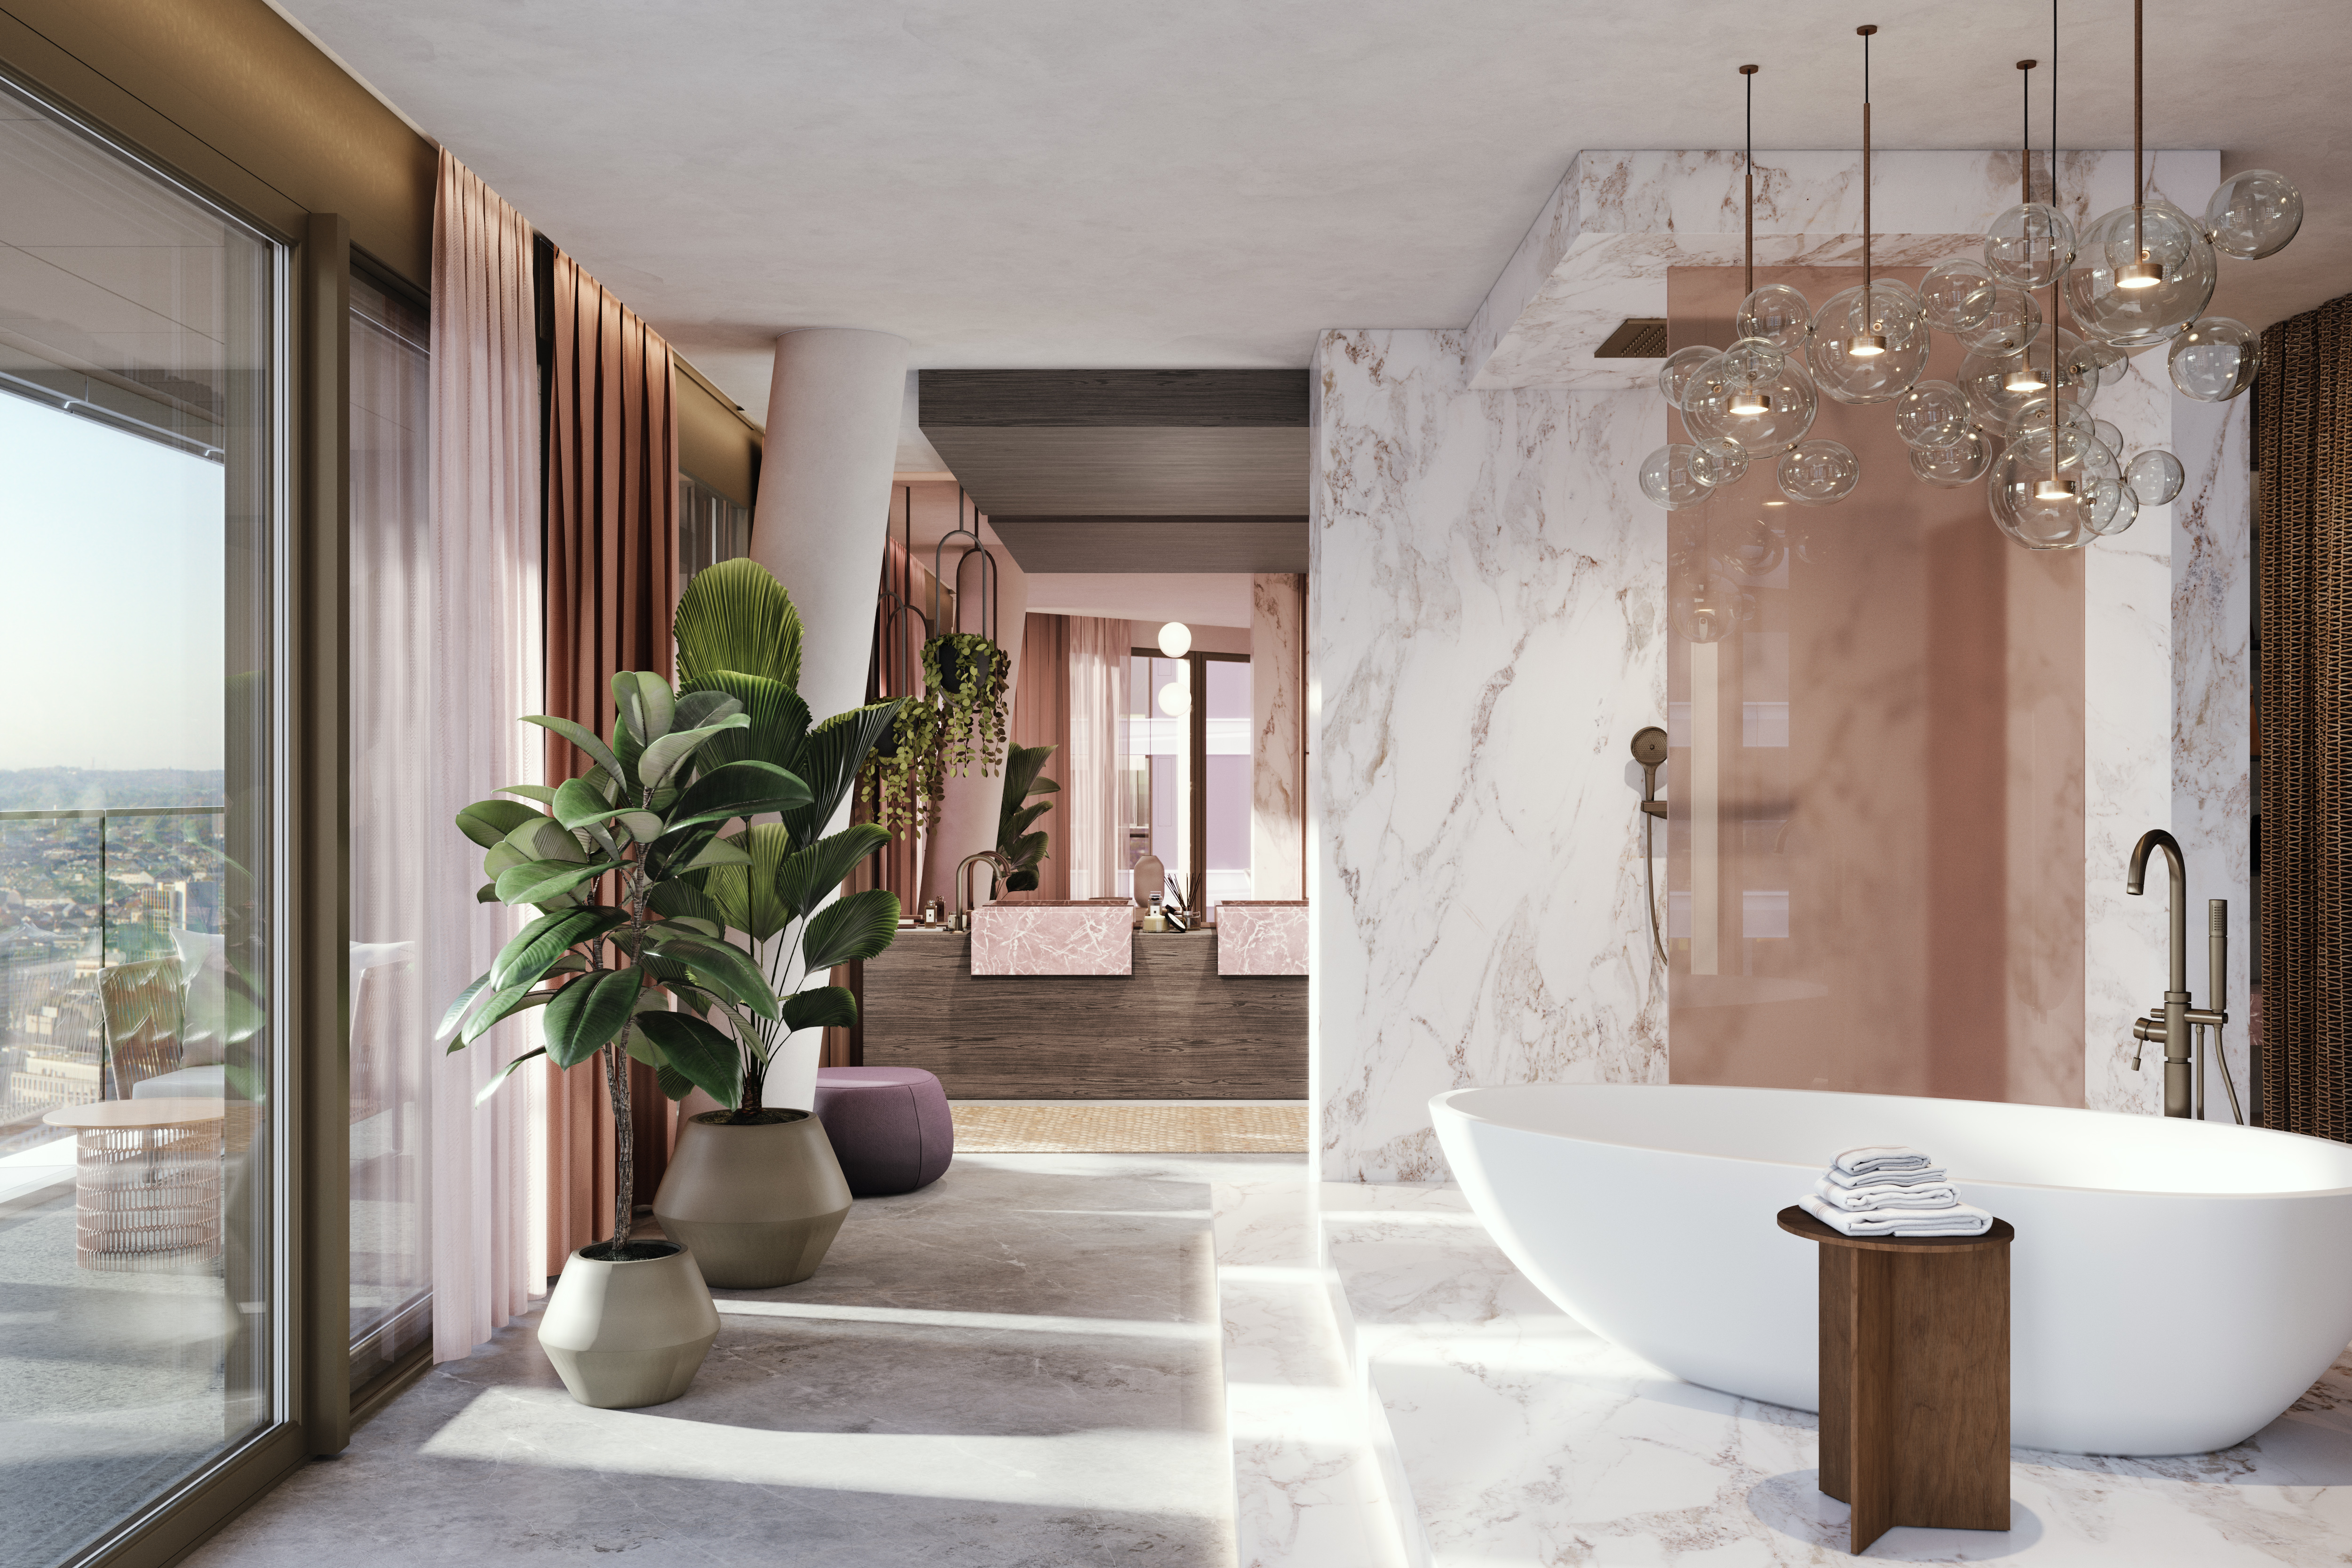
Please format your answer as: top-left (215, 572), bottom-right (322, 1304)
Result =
top-left (427, 151), bottom-right (546, 1360)
top-left (1065, 616), bottom-right (1127, 899)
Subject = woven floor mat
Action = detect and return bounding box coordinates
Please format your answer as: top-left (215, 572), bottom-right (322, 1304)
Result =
top-left (949, 1103), bottom-right (1306, 1154)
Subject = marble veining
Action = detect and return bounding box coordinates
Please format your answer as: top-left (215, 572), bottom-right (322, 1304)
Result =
top-left (969, 901), bottom-right (1132, 976)
top-left (1326, 1181), bottom-right (2352, 1567)
top-left (1470, 150), bottom-right (2220, 389)
top-left (1252, 574), bottom-right (1308, 900)
top-left (1219, 903), bottom-right (1309, 977)
top-left (1312, 328), bottom-right (1667, 1183)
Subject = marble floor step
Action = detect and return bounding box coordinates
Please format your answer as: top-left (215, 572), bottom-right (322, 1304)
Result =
top-left (1321, 1183), bottom-right (2352, 1566)
top-left (1211, 1175), bottom-right (1409, 1568)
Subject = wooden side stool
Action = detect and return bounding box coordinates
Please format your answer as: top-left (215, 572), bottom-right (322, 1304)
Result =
top-left (1776, 1205), bottom-right (2015, 1554)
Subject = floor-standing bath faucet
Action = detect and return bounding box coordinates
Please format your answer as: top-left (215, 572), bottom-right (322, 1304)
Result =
top-left (2125, 828), bottom-right (2241, 1122)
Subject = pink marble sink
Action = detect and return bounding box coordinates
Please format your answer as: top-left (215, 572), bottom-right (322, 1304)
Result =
top-left (1216, 900), bottom-right (1308, 976)
top-left (970, 899), bottom-right (1133, 976)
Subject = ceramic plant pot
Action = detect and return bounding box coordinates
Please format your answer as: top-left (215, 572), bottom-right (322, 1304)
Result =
top-left (651, 1108), bottom-right (853, 1289)
top-left (538, 1240), bottom-right (720, 1409)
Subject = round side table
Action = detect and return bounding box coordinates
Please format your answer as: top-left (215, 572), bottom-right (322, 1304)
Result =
top-left (1777, 1205), bottom-right (2016, 1554)
top-left (45, 1098), bottom-right (226, 1272)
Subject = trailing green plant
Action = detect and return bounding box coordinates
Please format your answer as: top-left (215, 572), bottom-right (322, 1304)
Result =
top-left (656, 560), bottom-right (906, 1114)
top-left (993, 742), bottom-right (1058, 893)
top-left (440, 667), bottom-right (806, 1255)
top-left (858, 693), bottom-right (940, 834)
top-left (923, 631), bottom-right (1009, 782)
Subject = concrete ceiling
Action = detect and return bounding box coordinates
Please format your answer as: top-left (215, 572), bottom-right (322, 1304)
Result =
top-left (278, 0), bottom-right (2352, 421)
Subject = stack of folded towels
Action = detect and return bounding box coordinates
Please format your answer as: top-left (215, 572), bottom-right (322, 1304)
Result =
top-left (1797, 1146), bottom-right (1994, 1237)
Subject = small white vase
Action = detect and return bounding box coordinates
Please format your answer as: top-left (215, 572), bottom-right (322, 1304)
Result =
top-left (538, 1241), bottom-right (719, 1409)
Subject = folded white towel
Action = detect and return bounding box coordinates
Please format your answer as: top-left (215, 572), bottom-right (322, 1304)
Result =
top-left (1821, 1163), bottom-right (1950, 1190)
top-left (1798, 1193), bottom-right (1993, 1237)
top-left (1812, 1176), bottom-right (1959, 1212)
top-left (1831, 1146), bottom-right (1934, 1178)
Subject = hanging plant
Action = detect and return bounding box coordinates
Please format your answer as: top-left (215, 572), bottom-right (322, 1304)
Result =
top-left (922, 631), bottom-right (1009, 783)
top-left (858, 695), bottom-right (942, 833)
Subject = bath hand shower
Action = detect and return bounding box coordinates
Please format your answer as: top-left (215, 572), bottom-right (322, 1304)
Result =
top-left (1632, 727), bottom-right (1669, 966)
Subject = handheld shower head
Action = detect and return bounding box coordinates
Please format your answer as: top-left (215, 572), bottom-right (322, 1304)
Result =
top-left (1630, 726), bottom-right (1669, 769)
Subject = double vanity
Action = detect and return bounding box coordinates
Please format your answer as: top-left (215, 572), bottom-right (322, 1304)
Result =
top-left (858, 899), bottom-right (1307, 1098)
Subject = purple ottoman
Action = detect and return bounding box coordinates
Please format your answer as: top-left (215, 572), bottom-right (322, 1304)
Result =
top-left (811, 1067), bottom-right (955, 1197)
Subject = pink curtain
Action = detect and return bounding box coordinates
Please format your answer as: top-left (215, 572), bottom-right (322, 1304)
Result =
top-left (1066, 616), bottom-right (1127, 899)
top-left (427, 151), bottom-right (546, 1360)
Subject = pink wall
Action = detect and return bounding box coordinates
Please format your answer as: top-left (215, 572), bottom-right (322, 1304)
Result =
top-left (1664, 265), bottom-right (2086, 1106)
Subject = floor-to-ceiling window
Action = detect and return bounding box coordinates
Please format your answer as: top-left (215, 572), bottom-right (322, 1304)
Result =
top-left (1121, 650), bottom-right (1251, 912)
top-left (348, 271), bottom-right (430, 1397)
top-left (0, 72), bottom-right (285, 1568)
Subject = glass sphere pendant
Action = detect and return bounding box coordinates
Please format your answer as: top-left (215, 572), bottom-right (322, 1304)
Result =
top-left (1671, 570), bottom-right (1747, 644)
top-left (2169, 317), bottom-right (2262, 403)
top-left (1777, 438), bottom-right (1861, 505)
top-left (1808, 283), bottom-right (1930, 405)
top-left (1984, 202), bottom-right (2077, 289)
top-left (1960, 328), bottom-right (2100, 431)
top-left (2065, 201), bottom-right (2217, 350)
top-left (2124, 448), bottom-right (2185, 507)
top-left (1910, 431), bottom-right (1993, 487)
top-left (1682, 340), bottom-right (1818, 458)
top-left (1920, 259), bottom-right (1997, 333)
top-left (1892, 380), bottom-right (1972, 451)
top-left (1659, 344), bottom-right (1719, 408)
top-left (1736, 284), bottom-right (1815, 354)
top-left (1953, 285), bottom-right (2043, 355)
top-left (1688, 436), bottom-right (1749, 488)
top-left (1988, 425), bottom-right (2121, 551)
top-left (1639, 444), bottom-right (1711, 509)
top-left (2204, 169), bottom-right (2303, 260)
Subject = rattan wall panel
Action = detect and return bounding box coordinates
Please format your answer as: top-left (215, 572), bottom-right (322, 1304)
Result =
top-left (2257, 293), bottom-right (2352, 1141)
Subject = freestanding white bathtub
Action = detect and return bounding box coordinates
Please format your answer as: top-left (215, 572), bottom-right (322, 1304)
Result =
top-left (1429, 1082), bottom-right (2352, 1456)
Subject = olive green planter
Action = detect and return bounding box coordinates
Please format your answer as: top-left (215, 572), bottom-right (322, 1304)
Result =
top-left (652, 1109), bottom-right (852, 1288)
top-left (539, 1241), bottom-right (719, 1409)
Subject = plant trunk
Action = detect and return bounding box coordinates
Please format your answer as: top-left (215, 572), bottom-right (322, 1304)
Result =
top-left (741, 1058), bottom-right (765, 1115)
top-left (604, 1041), bottom-right (634, 1249)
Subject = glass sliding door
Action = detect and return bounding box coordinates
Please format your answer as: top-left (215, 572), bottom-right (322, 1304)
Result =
top-left (0, 74), bottom-right (285, 1568)
top-left (347, 272), bottom-right (429, 1394)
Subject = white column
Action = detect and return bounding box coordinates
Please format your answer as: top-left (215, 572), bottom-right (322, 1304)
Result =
top-left (750, 328), bottom-right (910, 724)
top-left (749, 328), bottom-right (907, 1110)
top-left (921, 517), bottom-right (1031, 912)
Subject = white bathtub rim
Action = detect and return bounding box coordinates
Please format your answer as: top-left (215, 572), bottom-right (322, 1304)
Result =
top-left (1429, 1084), bottom-right (2352, 1202)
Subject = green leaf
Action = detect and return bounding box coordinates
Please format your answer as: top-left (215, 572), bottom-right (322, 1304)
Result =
top-left (460, 981), bottom-right (538, 1045)
top-left (613, 810), bottom-right (666, 843)
top-left (482, 840), bottom-right (526, 883)
top-left (784, 700), bottom-right (902, 840)
top-left (457, 798), bottom-right (543, 849)
top-left (495, 858), bottom-right (619, 907)
top-left (490, 907), bottom-right (630, 991)
top-left (640, 714), bottom-right (751, 792)
top-left (675, 557), bottom-right (803, 689)
top-left (473, 1046), bottom-right (548, 1105)
top-left (673, 689), bottom-right (745, 732)
top-left (542, 968), bottom-right (643, 1066)
top-left (654, 1062), bottom-right (696, 1102)
top-left (499, 784), bottom-right (559, 805)
top-left (801, 888), bottom-right (903, 971)
top-left (685, 670), bottom-right (811, 776)
top-left (644, 929), bottom-right (780, 1019)
top-left (649, 877), bottom-right (723, 929)
top-left (553, 777), bottom-right (628, 831)
top-left (502, 815), bottom-right (588, 865)
top-left (780, 984), bottom-right (858, 1033)
top-left (521, 714), bottom-right (625, 786)
top-left (437, 970), bottom-right (494, 1038)
top-left (775, 823), bottom-right (891, 923)
top-left (475, 882), bottom-right (499, 904)
top-left (666, 759), bottom-right (813, 832)
top-left (681, 835), bottom-right (752, 871)
top-left (699, 823), bottom-right (792, 940)
top-left (634, 1011), bottom-right (743, 1108)
top-left (612, 671), bottom-right (675, 746)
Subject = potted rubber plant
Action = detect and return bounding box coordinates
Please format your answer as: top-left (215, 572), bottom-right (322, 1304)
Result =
top-left (441, 671), bottom-right (804, 1408)
top-left (647, 560), bottom-right (906, 1287)
top-left (993, 742), bottom-right (1058, 893)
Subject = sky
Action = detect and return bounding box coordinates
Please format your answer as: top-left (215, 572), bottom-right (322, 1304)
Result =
top-left (0, 393), bottom-right (227, 772)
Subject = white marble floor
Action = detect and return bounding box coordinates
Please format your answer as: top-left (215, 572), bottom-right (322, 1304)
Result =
top-left (188, 1153), bottom-right (1288, 1568)
top-left (1317, 1180), bottom-right (2352, 1567)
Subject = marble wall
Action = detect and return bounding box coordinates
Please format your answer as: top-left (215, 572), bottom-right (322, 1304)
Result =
top-left (1251, 573), bottom-right (1306, 900)
top-left (1311, 330), bottom-right (1668, 1182)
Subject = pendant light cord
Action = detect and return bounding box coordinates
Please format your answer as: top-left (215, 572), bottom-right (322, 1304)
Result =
top-left (2133, 0), bottom-right (2145, 257)
top-left (1858, 26), bottom-right (1875, 295)
top-left (2017, 60), bottom-right (2034, 206)
top-left (1742, 64), bottom-right (1758, 296)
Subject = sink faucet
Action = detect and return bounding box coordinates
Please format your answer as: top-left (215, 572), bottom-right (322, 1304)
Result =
top-left (950, 850), bottom-right (1013, 932)
top-left (2125, 828), bottom-right (2240, 1122)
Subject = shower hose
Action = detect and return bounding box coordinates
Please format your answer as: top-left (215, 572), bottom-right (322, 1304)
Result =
top-left (1644, 813), bottom-right (1665, 967)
